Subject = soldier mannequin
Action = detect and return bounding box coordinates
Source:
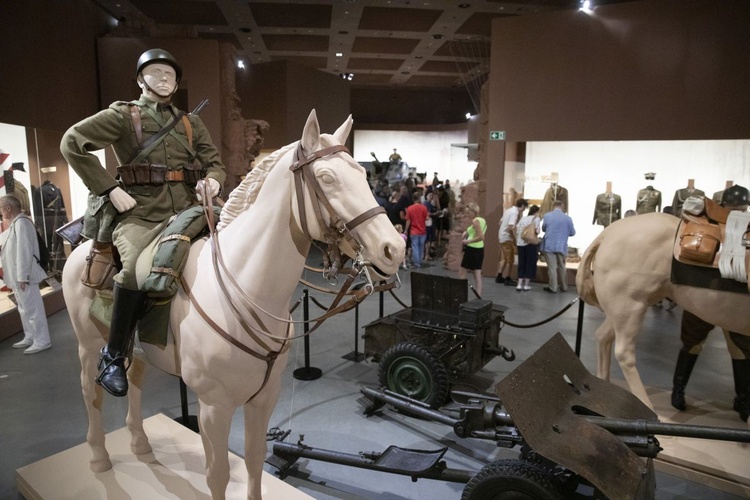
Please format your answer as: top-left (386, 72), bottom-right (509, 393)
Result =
top-left (61, 49), bottom-right (226, 397)
top-left (670, 185), bottom-right (750, 421)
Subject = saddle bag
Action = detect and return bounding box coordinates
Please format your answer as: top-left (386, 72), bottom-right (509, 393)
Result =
top-left (679, 221), bottom-right (721, 265)
top-left (81, 241), bottom-right (118, 290)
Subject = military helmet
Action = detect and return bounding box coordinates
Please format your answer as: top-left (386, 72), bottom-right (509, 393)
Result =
top-left (721, 185), bottom-right (749, 207)
top-left (136, 48), bottom-right (182, 82)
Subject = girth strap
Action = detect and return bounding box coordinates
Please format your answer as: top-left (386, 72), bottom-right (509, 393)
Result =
top-left (180, 274), bottom-right (284, 404)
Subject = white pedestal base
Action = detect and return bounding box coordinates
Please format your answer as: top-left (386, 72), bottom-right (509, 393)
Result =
top-left (16, 413), bottom-right (312, 499)
top-left (645, 384), bottom-right (750, 497)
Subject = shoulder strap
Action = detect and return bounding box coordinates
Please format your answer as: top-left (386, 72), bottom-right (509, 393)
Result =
top-left (129, 105), bottom-right (143, 147)
top-left (129, 110), bottom-right (186, 165)
top-left (182, 115), bottom-right (193, 149)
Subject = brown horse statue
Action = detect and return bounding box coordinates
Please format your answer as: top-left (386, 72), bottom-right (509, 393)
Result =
top-left (576, 212), bottom-right (750, 419)
top-left (62, 110), bottom-right (405, 499)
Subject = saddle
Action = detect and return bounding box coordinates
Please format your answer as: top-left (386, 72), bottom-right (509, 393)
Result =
top-left (87, 205), bottom-right (221, 346)
top-left (673, 196), bottom-right (750, 293)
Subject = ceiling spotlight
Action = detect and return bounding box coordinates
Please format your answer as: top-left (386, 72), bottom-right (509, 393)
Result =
top-left (237, 59), bottom-right (245, 69)
top-left (340, 72), bottom-right (354, 81)
top-left (431, 34), bottom-right (443, 40)
top-left (465, 113), bottom-right (472, 120)
top-left (579, 0), bottom-right (592, 12)
top-left (336, 52), bottom-right (343, 57)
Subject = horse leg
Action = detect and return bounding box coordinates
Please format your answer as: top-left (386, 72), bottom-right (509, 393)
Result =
top-left (198, 400), bottom-right (234, 500)
top-left (243, 366), bottom-right (286, 500)
top-left (79, 345), bottom-right (112, 472)
top-left (612, 310), bottom-right (654, 411)
top-left (126, 356), bottom-right (152, 455)
top-left (595, 318), bottom-right (615, 381)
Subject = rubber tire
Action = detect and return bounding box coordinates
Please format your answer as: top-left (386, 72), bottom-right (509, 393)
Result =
top-left (462, 459), bottom-right (566, 500)
top-left (378, 342), bottom-right (449, 409)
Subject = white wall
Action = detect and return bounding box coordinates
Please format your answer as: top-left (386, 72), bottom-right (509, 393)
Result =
top-left (353, 129), bottom-right (475, 185)
top-left (525, 139), bottom-right (750, 253)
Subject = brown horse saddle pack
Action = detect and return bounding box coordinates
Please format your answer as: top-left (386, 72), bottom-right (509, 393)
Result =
top-left (673, 196), bottom-right (750, 294)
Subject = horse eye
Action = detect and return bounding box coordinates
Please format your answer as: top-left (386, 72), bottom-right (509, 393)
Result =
top-left (319, 173), bottom-right (335, 184)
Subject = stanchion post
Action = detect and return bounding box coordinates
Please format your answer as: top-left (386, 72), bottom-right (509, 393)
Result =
top-left (575, 298), bottom-right (585, 357)
top-left (379, 289), bottom-right (384, 319)
top-left (293, 289), bottom-right (322, 380)
top-left (174, 377), bottom-right (199, 432)
top-left (342, 300), bottom-right (365, 362)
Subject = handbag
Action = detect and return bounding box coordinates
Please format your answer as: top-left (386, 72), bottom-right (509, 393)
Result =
top-left (521, 221), bottom-right (540, 245)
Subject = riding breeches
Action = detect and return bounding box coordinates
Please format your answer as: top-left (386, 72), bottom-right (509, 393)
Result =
top-left (112, 217), bottom-right (168, 289)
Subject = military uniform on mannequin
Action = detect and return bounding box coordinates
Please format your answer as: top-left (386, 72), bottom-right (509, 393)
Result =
top-left (61, 48), bottom-right (226, 398)
top-left (540, 182), bottom-right (569, 216)
top-left (671, 179), bottom-right (705, 218)
top-left (592, 183), bottom-right (621, 227)
top-left (670, 185), bottom-right (750, 422)
top-left (635, 173), bottom-right (662, 214)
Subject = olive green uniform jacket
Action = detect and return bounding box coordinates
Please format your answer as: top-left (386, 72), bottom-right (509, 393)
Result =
top-left (60, 95), bottom-right (226, 287)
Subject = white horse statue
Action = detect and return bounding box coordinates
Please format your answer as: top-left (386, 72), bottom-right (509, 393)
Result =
top-left (62, 110), bottom-right (405, 499)
top-left (576, 212), bottom-right (750, 418)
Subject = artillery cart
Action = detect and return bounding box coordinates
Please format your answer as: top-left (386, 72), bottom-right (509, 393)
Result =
top-left (363, 272), bottom-right (514, 408)
top-left (269, 333), bottom-right (750, 499)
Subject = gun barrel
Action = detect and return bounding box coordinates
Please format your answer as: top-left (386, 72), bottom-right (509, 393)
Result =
top-left (588, 416), bottom-right (750, 443)
top-left (360, 387), bottom-right (458, 426)
top-left (191, 99), bottom-right (209, 115)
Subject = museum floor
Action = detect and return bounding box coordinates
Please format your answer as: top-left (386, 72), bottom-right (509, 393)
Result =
top-left (0, 254), bottom-right (747, 499)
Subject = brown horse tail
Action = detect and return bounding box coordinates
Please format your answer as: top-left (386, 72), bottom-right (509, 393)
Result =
top-left (576, 232), bottom-right (602, 308)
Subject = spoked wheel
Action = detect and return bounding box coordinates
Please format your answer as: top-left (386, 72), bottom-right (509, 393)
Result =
top-left (378, 342), bottom-right (449, 409)
top-left (462, 459), bottom-right (566, 500)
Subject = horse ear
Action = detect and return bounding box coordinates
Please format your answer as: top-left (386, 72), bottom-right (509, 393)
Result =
top-left (332, 114), bottom-right (353, 145)
top-left (300, 109), bottom-right (321, 154)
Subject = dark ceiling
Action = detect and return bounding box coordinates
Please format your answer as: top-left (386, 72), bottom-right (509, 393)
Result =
top-left (95, 0), bottom-right (639, 90)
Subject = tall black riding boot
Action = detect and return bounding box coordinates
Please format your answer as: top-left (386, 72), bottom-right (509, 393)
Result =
top-left (731, 359), bottom-right (750, 422)
top-left (671, 350), bottom-right (698, 411)
top-left (96, 284), bottom-right (147, 397)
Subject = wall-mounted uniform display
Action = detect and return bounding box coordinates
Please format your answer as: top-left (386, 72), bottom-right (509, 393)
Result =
top-left (540, 182), bottom-right (569, 216)
top-left (636, 173), bottom-right (662, 214)
top-left (592, 183), bottom-right (621, 227)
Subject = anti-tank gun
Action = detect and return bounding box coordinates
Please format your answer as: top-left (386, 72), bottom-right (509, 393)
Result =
top-left (271, 334), bottom-right (750, 499)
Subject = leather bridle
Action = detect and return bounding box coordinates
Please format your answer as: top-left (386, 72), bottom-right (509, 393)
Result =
top-left (180, 142), bottom-right (399, 401)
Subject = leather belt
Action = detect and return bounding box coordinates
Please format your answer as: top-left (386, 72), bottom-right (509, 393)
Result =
top-left (165, 170), bottom-right (184, 182)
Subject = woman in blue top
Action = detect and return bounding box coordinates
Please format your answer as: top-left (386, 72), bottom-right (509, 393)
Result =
top-left (459, 202), bottom-right (487, 297)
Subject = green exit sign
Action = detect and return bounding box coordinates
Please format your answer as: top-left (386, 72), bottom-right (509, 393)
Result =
top-left (490, 131), bottom-right (506, 140)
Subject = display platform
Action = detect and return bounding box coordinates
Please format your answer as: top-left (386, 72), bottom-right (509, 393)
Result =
top-left (629, 383), bottom-right (750, 497)
top-left (16, 413), bottom-right (312, 500)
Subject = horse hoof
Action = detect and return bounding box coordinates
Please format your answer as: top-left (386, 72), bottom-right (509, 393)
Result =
top-left (131, 441), bottom-right (153, 456)
top-left (90, 458), bottom-right (113, 473)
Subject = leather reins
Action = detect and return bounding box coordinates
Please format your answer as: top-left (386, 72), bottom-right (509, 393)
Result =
top-left (179, 143), bottom-right (397, 401)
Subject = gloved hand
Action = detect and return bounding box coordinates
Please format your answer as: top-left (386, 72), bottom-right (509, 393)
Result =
top-left (196, 177), bottom-right (221, 202)
top-left (109, 186), bottom-right (137, 213)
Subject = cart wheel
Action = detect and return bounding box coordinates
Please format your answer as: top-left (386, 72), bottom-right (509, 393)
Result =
top-left (378, 342), bottom-right (449, 408)
top-left (461, 459), bottom-right (566, 500)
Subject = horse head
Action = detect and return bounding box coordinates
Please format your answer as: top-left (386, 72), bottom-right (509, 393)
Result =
top-left (291, 109), bottom-right (405, 281)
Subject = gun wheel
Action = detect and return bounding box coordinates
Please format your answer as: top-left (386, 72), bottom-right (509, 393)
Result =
top-left (378, 342), bottom-right (448, 409)
top-left (462, 459), bottom-right (566, 500)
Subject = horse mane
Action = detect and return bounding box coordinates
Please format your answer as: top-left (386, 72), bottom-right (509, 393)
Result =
top-left (218, 142), bottom-right (297, 231)
top-left (218, 133), bottom-right (339, 231)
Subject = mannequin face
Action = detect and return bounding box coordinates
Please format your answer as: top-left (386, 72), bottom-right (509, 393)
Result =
top-left (138, 63), bottom-right (178, 101)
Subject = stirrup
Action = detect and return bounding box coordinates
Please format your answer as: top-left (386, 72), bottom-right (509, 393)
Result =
top-left (95, 347), bottom-right (132, 384)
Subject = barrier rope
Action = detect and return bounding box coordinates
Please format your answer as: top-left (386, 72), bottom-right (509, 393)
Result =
top-left (503, 297), bottom-right (579, 329)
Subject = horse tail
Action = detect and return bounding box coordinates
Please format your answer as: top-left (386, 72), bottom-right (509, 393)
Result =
top-left (576, 232), bottom-right (602, 308)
